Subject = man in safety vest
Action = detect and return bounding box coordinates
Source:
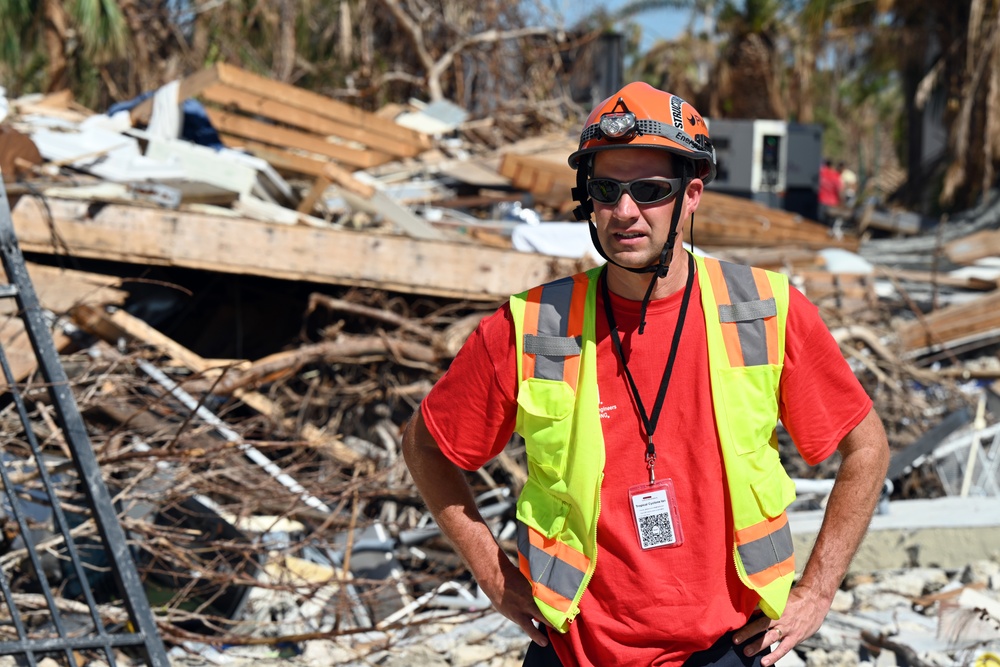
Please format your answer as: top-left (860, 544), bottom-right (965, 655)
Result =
top-left (402, 82), bottom-right (889, 667)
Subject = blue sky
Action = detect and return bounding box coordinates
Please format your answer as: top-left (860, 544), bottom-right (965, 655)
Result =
top-left (557, 1), bottom-right (692, 50)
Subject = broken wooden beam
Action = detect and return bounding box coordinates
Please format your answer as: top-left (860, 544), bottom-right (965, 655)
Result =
top-left (210, 109), bottom-right (392, 170)
top-left (895, 290), bottom-right (1000, 356)
top-left (945, 228), bottom-right (1000, 265)
top-left (200, 83), bottom-right (421, 159)
top-left (130, 63), bottom-right (430, 152)
top-left (11, 197), bottom-right (581, 301)
top-left (70, 304), bottom-right (363, 467)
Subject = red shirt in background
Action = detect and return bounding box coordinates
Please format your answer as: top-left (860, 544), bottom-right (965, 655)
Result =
top-left (819, 164), bottom-right (843, 207)
top-left (421, 269), bottom-right (872, 667)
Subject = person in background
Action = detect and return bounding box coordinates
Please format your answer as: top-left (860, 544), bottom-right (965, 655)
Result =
top-left (818, 158), bottom-right (843, 224)
top-left (403, 82), bottom-right (889, 667)
top-left (837, 161), bottom-right (858, 208)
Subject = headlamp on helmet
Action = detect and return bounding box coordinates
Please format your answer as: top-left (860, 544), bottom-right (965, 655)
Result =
top-left (598, 97), bottom-right (638, 141)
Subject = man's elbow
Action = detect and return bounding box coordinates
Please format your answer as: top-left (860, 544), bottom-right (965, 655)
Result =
top-left (840, 407), bottom-right (890, 474)
top-left (402, 410), bottom-right (441, 468)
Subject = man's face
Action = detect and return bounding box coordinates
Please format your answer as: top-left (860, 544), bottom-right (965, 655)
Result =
top-left (591, 148), bottom-right (694, 271)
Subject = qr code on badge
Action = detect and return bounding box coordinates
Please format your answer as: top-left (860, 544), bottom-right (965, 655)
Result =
top-left (638, 511), bottom-right (675, 548)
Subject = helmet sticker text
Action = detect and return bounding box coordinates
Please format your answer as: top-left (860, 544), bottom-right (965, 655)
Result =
top-left (670, 95), bottom-right (685, 130)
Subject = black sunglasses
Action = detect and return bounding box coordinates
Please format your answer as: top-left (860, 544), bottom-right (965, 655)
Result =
top-left (587, 177), bottom-right (683, 205)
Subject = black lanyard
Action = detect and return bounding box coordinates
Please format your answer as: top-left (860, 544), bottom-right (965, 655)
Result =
top-left (601, 252), bottom-right (695, 484)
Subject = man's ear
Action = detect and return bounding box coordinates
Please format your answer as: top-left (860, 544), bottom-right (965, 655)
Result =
top-left (684, 178), bottom-right (704, 215)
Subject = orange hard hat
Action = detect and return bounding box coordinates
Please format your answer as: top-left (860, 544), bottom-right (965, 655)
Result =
top-left (568, 82), bottom-right (716, 184)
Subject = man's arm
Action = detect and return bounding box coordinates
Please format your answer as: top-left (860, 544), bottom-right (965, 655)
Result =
top-left (401, 410), bottom-right (552, 645)
top-left (734, 406), bottom-right (890, 666)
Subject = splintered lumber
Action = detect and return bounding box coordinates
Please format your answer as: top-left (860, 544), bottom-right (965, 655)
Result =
top-left (945, 228), bottom-right (1000, 265)
top-left (10, 197), bottom-right (580, 301)
top-left (498, 153), bottom-right (576, 211)
top-left (895, 290), bottom-right (1000, 356)
top-left (858, 206), bottom-right (924, 235)
top-left (199, 84), bottom-right (421, 159)
top-left (210, 336), bottom-right (438, 395)
top-left (695, 192), bottom-right (857, 250)
top-left (0, 263), bottom-right (126, 390)
top-left (129, 63), bottom-right (430, 174)
top-left (0, 262), bottom-right (127, 316)
top-left (796, 270), bottom-right (875, 315)
top-left (210, 109), bottom-right (392, 169)
top-left (70, 304), bottom-right (362, 466)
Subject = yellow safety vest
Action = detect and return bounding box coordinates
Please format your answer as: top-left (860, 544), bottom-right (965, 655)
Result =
top-left (509, 254), bottom-right (797, 633)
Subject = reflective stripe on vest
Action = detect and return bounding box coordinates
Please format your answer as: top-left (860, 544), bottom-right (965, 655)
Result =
top-left (703, 259), bottom-right (780, 367)
top-left (517, 522), bottom-right (589, 613)
top-left (700, 256), bottom-right (796, 604)
top-left (735, 513), bottom-right (795, 587)
top-left (521, 274), bottom-right (589, 388)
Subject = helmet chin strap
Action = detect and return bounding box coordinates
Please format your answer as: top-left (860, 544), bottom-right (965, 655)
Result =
top-left (584, 163), bottom-right (691, 335)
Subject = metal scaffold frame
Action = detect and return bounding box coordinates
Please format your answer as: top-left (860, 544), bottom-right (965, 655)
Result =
top-left (0, 182), bottom-right (169, 667)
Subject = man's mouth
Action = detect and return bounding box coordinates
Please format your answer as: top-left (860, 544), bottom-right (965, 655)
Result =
top-left (616, 232), bottom-right (644, 239)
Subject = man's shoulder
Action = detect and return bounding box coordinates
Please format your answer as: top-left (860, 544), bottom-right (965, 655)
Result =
top-left (512, 267), bottom-right (602, 299)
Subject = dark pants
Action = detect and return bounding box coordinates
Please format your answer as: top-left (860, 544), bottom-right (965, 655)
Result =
top-left (522, 629), bottom-right (770, 666)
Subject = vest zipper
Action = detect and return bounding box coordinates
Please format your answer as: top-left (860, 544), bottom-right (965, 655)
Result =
top-left (733, 543), bottom-right (752, 589)
top-left (569, 470), bottom-right (603, 623)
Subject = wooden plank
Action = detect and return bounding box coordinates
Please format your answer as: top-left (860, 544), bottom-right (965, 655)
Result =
top-left (945, 229), bottom-right (1000, 265)
top-left (858, 206), bottom-right (924, 235)
top-left (10, 198), bottom-right (580, 301)
top-left (206, 108), bottom-right (391, 169)
top-left (879, 267), bottom-right (997, 291)
top-left (0, 263), bottom-right (125, 390)
top-left (797, 271), bottom-right (874, 315)
top-left (215, 63), bottom-right (431, 150)
top-left (498, 153), bottom-right (577, 210)
top-left (0, 262), bottom-right (127, 316)
top-left (221, 136), bottom-right (327, 177)
top-left (201, 83), bottom-right (420, 158)
top-left (0, 317), bottom-right (72, 392)
top-left (298, 174), bottom-right (332, 214)
top-left (896, 290), bottom-right (1000, 354)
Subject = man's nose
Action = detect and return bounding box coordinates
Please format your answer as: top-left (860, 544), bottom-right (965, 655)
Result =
top-left (613, 190), bottom-right (639, 217)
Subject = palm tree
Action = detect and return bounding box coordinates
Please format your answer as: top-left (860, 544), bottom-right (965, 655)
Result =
top-left (866, 0), bottom-right (1000, 211)
top-left (708, 0), bottom-right (788, 119)
top-left (0, 0), bottom-right (128, 100)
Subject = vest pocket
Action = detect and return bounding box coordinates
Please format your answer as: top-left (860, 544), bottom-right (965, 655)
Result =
top-left (751, 460), bottom-right (797, 517)
top-left (516, 378), bottom-right (575, 487)
top-left (517, 476), bottom-right (571, 539)
top-left (715, 364), bottom-right (781, 457)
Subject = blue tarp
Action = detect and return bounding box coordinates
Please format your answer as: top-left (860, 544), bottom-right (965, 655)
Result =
top-left (108, 91), bottom-right (223, 149)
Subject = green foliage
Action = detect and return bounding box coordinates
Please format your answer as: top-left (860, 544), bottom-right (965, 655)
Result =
top-left (718, 0), bottom-right (784, 35)
top-left (0, 0), bottom-right (36, 74)
top-left (69, 0), bottom-right (129, 62)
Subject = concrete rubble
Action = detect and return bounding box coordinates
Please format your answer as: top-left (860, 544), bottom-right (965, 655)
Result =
top-left (1, 69), bottom-right (1000, 666)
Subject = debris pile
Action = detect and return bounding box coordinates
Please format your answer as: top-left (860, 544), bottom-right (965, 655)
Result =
top-left (0, 69), bottom-right (999, 666)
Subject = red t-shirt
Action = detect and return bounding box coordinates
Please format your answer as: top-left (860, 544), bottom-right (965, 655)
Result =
top-left (421, 270), bottom-right (872, 667)
top-left (819, 165), bottom-right (843, 207)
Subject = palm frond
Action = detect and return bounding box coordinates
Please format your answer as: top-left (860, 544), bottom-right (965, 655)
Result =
top-left (0, 0), bottom-right (36, 68)
top-left (68, 0), bottom-right (129, 61)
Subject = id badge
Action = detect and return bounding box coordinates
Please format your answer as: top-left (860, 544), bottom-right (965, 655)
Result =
top-left (628, 479), bottom-right (684, 550)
